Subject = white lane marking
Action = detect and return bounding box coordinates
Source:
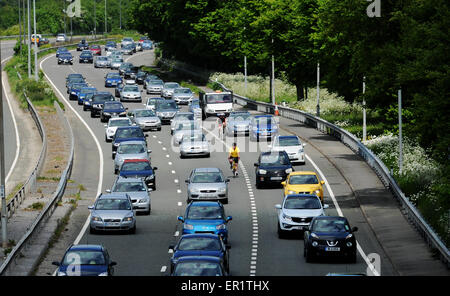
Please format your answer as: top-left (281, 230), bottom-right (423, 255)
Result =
top-left (1, 67), bottom-right (20, 185)
top-left (174, 231), bottom-right (179, 237)
top-left (160, 266), bottom-right (167, 273)
top-left (168, 162), bottom-right (172, 165)
top-left (305, 153), bottom-right (380, 276)
top-left (40, 54), bottom-right (104, 246)
top-left (177, 189), bottom-right (181, 194)
top-left (166, 154), bottom-right (170, 158)
top-left (171, 170), bottom-right (176, 174)
top-left (174, 179), bottom-right (179, 183)
top-left (177, 202), bottom-right (182, 206)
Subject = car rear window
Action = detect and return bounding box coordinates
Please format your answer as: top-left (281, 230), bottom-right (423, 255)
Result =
top-left (178, 237), bottom-right (221, 251)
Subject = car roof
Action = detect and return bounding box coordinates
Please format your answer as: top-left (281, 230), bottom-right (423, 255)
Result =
top-left (278, 135), bottom-right (299, 139)
top-left (288, 171), bottom-right (318, 176)
top-left (188, 201), bottom-right (222, 207)
top-left (260, 151), bottom-right (286, 156)
top-left (230, 111), bottom-right (250, 115)
top-left (313, 216), bottom-right (348, 222)
top-left (284, 194), bottom-right (321, 200)
top-left (117, 140), bottom-right (145, 145)
top-left (98, 192), bottom-right (130, 200)
top-left (123, 159), bottom-right (149, 163)
top-left (116, 176), bottom-right (144, 183)
top-left (116, 126), bottom-right (141, 131)
top-left (68, 244), bottom-right (103, 252)
top-left (176, 256), bottom-right (221, 263)
top-left (192, 168), bottom-right (221, 173)
top-left (176, 112), bottom-right (194, 115)
top-left (96, 91), bottom-right (112, 95)
top-left (179, 233), bottom-right (220, 240)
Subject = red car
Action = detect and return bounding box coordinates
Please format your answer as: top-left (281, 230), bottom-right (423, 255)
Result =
top-left (90, 45), bottom-right (101, 55)
top-left (138, 36), bottom-right (149, 44)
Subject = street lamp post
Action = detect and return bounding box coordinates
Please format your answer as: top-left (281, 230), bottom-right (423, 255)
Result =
top-left (94, 0), bottom-right (96, 39)
top-left (18, 0), bottom-right (22, 52)
top-left (316, 62), bottom-right (320, 117)
top-left (398, 88), bottom-right (403, 174)
top-left (33, 0), bottom-right (38, 81)
top-left (27, 0), bottom-right (31, 78)
top-left (363, 76), bottom-right (367, 141)
top-left (104, 0), bottom-right (107, 35)
top-left (1, 39), bottom-right (8, 248)
top-left (119, 0), bottom-right (122, 30)
top-left (271, 38), bottom-right (275, 105)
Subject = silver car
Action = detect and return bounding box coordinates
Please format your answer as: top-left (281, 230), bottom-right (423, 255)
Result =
top-left (113, 141), bottom-right (150, 174)
top-left (144, 97), bottom-right (164, 111)
top-left (120, 84), bottom-right (142, 102)
top-left (170, 112), bottom-right (195, 135)
top-left (88, 192), bottom-right (136, 234)
top-left (225, 111), bottom-right (252, 136)
top-left (121, 37), bottom-right (134, 48)
top-left (185, 168), bottom-right (229, 204)
top-left (275, 194), bottom-right (328, 237)
top-left (94, 56), bottom-right (110, 68)
top-left (271, 135), bottom-right (306, 164)
top-left (172, 87), bottom-right (194, 105)
top-left (104, 117), bottom-right (132, 142)
top-left (145, 79), bottom-right (164, 94)
top-left (110, 58), bottom-right (123, 70)
top-left (121, 44), bottom-right (134, 55)
top-left (108, 177), bottom-right (151, 215)
top-left (172, 121), bottom-right (202, 146)
top-left (180, 133), bottom-right (210, 158)
top-left (161, 82), bottom-right (180, 98)
top-left (128, 109), bottom-right (161, 131)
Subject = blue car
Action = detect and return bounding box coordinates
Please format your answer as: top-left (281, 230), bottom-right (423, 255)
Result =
top-left (115, 82), bottom-right (124, 98)
top-left (118, 158), bottom-right (157, 190)
top-left (249, 114), bottom-right (279, 141)
top-left (100, 101), bottom-right (127, 122)
top-left (78, 87), bottom-right (97, 105)
top-left (52, 244), bottom-right (117, 276)
top-left (169, 234), bottom-right (230, 273)
top-left (83, 92), bottom-right (97, 111)
top-left (56, 47), bottom-right (69, 57)
top-left (105, 72), bottom-right (123, 87)
top-left (112, 126), bottom-right (148, 157)
top-left (57, 52), bottom-right (73, 65)
top-left (170, 256), bottom-right (228, 276)
top-left (69, 82), bottom-right (89, 101)
top-left (142, 40), bottom-right (153, 50)
top-left (177, 201), bottom-right (232, 244)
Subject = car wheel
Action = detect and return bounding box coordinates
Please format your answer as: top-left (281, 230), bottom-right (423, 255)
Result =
top-left (348, 252), bottom-right (357, 264)
top-left (180, 154), bottom-right (184, 159)
top-left (205, 153), bottom-right (210, 158)
top-left (129, 225), bottom-right (136, 234)
top-left (255, 180), bottom-right (261, 189)
top-left (114, 167), bottom-right (118, 174)
top-left (222, 198), bottom-right (228, 204)
top-left (277, 222), bottom-right (286, 239)
top-left (90, 112), bottom-right (94, 118)
top-left (83, 106), bottom-right (87, 111)
top-left (89, 226), bottom-right (96, 235)
top-left (77, 101), bottom-right (82, 106)
top-left (157, 127), bottom-right (161, 131)
top-left (146, 207), bottom-right (151, 215)
top-left (305, 246), bottom-right (314, 263)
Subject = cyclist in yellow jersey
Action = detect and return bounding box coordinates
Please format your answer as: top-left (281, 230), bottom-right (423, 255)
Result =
top-left (228, 143), bottom-right (240, 175)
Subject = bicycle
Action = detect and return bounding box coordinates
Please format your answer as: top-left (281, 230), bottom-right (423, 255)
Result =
top-left (229, 157), bottom-right (239, 177)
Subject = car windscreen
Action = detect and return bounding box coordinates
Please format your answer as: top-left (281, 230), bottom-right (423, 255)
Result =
top-left (206, 93), bottom-right (232, 104)
top-left (109, 119), bottom-right (131, 127)
top-left (174, 88), bottom-right (192, 94)
top-left (191, 172), bottom-right (223, 183)
top-left (175, 114), bottom-right (194, 121)
top-left (106, 73), bottom-right (121, 79)
top-left (165, 83), bottom-right (179, 89)
top-left (178, 237), bottom-right (221, 251)
top-left (62, 250), bottom-right (105, 266)
top-left (173, 262), bottom-right (222, 276)
top-left (91, 45), bottom-right (100, 49)
top-left (311, 219), bottom-right (350, 233)
top-left (278, 137), bottom-right (301, 147)
top-left (123, 85), bottom-right (139, 92)
top-left (149, 80), bottom-right (163, 85)
top-left (135, 110), bottom-right (155, 117)
top-left (289, 175), bottom-right (318, 185)
top-left (147, 98), bottom-right (163, 105)
top-left (104, 102), bottom-right (123, 110)
top-left (284, 197), bottom-right (321, 210)
top-left (115, 128), bottom-right (144, 139)
top-left (117, 143), bottom-right (145, 154)
top-left (95, 198), bottom-right (132, 210)
top-left (112, 58), bottom-right (123, 63)
top-left (157, 101), bottom-right (178, 110)
top-left (97, 57), bottom-right (108, 61)
top-left (92, 94), bottom-right (114, 103)
top-left (260, 153), bottom-right (289, 165)
top-left (186, 206), bottom-right (223, 220)
top-left (69, 78), bottom-right (85, 84)
top-left (121, 162), bottom-right (151, 171)
top-left (72, 84), bottom-right (87, 90)
top-left (80, 53), bottom-right (92, 57)
top-left (229, 114), bottom-right (251, 121)
top-left (81, 88), bottom-right (96, 94)
top-left (113, 182), bottom-right (146, 192)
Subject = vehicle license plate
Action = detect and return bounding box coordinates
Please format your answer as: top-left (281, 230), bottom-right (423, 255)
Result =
top-left (271, 177), bottom-right (283, 180)
top-left (217, 113), bottom-right (225, 116)
top-left (325, 247), bottom-right (340, 251)
top-left (106, 222), bottom-right (119, 226)
top-left (84, 59), bottom-right (88, 62)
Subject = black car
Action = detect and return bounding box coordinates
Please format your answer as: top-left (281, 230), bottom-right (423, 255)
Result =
top-left (170, 256), bottom-right (228, 276)
top-left (77, 40), bottom-right (89, 51)
top-left (304, 216), bottom-right (358, 263)
top-left (135, 71), bottom-right (147, 85)
top-left (124, 66), bottom-right (139, 80)
top-left (119, 62), bottom-right (133, 76)
top-left (90, 92), bottom-right (116, 118)
top-left (254, 151), bottom-right (293, 188)
top-left (66, 73), bottom-right (84, 87)
top-left (169, 234), bottom-right (230, 273)
top-left (79, 51), bottom-right (93, 63)
top-left (66, 76), bottom-right (86, 93)
top-left (100, 101), bottom-right (127, 122)
top-left (57, 52), bottom-right (73, 65)
top-left (56, 47), bottom-right (69, 57)
top-left (112, 126), bottom-right (148, 155)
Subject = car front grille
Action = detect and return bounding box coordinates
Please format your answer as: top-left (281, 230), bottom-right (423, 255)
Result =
top-left (200, 190), bottom-right (216, 193)
top-left (291, 217), bottom-right (312, 223)
top-left (103, 219), bottom-right (121, 222)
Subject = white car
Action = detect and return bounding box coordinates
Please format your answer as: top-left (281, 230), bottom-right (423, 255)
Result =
top-left (56, 33), bottom-right (67, 42)
top-left (180, 133), bottom-right (210, 158)
top-left (275, 194), bottom-right (328, 238)
top-left (121, 37), bottom-right (134, 48)
top-left (271, 135), bottom-right (305, 164)
top-left (104, 117), bottom-right (133, 142)
top-left (161, 82), bottom-right (180, 98)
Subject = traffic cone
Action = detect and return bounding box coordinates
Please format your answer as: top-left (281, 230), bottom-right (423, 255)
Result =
top-left (274, 103), bottom-right (279, 116)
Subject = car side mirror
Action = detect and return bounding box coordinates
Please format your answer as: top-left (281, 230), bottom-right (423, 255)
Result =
top-left (323, 204), bottom-right (329, 209)
top-left (52, 261), bottom-right (60, 266)
top-left (168, 245), bottom-right (175, 251)
top-left (105, 189), bottom-right (111, 193)
top-left (254, 163), bottom-right (258, 167)
top-left (226, 245), bottom-right (231, 250)
top-left (226, 216), bottom-right (232, 222)
top-left (275, 204), bottom-right (282, 209)
top-left (145, 134), bottom-right (149, 137)
top-left (303, 143), bottom-right (307, 147)
top-left (320, 180), bottom-right (325, 185)
top-left (104, 124), bottom-right (107, 128)
top-left (185, 179), bottom-right (189, 184)
top-left (352, 226), bottom-right (358, 232)
top-left (177, 216), bottom-right (184, 223)
top-left (110, 261), bottom-right (117, 267)
top-left (281, 181), bottom-right (286, 187)
top-left (147, 150), bottom-right (152, 153)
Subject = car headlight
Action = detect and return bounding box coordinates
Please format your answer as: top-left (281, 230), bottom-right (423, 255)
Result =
top-left (98, 272), bottom-right (108, 276)
top-left (258, 169), bottom-right (267, 175)
top-left (282, 213), bottom-right (292, 222)
top-left (183, 224), bottom-right (194, 230)
top-left (103, 112), bottom-right (111, 116)
top-left (145, 175), bottom-right (155, 180)
top-left (57, 271), bottom-right (67, 276)
top-left (288, 190), bottom-right (296, 194)
top-left (218, 187), bottom-right (226, 193)
top-left (298, 148), bottom-right (304, 153)
top-left (216, 224), bottom-right (226, 230)
top-left (312, 241), bottom-right (319, 247)
top-left (345, 233), bottom-right (353, 239)
top-left (139, 198), bottom-right (149, 203)
top-left (92, 216), bottom-right (102, 222)
top-left (190, 188), bottom-right (200, 194)
top-left (311, 233), bottom-right (319, 239)
top-left (114, 143), bottom-right (120, 147)
top-left (314, 190), bottom-right (321, 195)
top-left (120, 111), bottom-right (127, 115)
top-left (285, 168), bottom-right (293, 174)
top-left (123, 216), bottom-right (133, 222)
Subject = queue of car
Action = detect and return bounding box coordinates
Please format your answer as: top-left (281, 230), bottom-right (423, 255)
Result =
top-left (55, 37), bottom-right (359, 276)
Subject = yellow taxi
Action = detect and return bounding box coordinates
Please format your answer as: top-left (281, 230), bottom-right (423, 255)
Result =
top-left (281, 171), bottom-right (325, 202)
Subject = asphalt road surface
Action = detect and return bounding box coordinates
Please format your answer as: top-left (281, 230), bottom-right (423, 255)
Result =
top-left (40, 47), bottom-right (397, 276)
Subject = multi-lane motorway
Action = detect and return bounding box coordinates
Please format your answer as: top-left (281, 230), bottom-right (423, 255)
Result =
top-left (40, 45), bottom-right (397, 276)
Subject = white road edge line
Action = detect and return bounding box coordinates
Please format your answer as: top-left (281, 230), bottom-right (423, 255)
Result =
top-left (1, 56), bottom-right (20, 185)
top-left (40, 53), bottom-right (104, 245)
top-left (305, 153), bottom-right (380, 276)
